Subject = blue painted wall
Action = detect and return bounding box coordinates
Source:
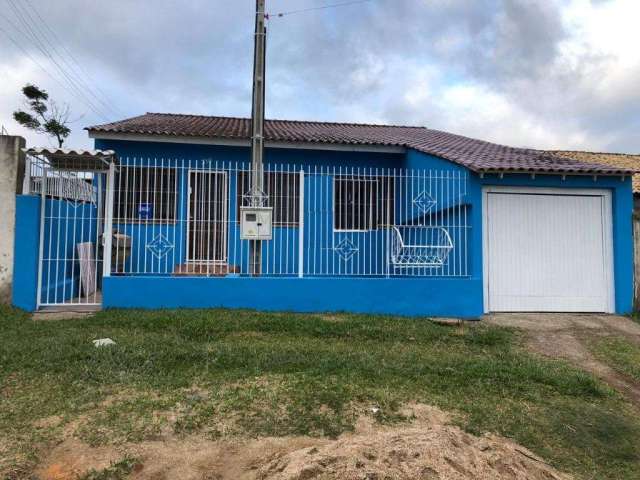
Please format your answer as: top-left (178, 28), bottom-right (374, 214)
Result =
top-left (103, 276), bottom-right (483, 318)
top-left (94, 139), bottom-right (404, 169)
top-left (12, 195), bottom-right (40, 311)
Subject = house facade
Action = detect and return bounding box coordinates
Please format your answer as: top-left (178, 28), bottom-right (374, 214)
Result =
top-left (11, 114), bottom-right (635, 317)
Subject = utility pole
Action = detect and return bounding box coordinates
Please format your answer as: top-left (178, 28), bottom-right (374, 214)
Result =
top-left (249, 0), bottom-right (267, 275)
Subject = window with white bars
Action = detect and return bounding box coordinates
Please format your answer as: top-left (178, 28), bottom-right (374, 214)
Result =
top-left (114, 166), bottom-right (177, 222)
top-left (237, 171), bottom-right (300, 226)
top-left (333, 176), bottom-right (395, 231)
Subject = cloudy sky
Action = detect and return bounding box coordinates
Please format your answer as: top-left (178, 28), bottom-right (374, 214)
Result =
top-left (0, 0), bottom-right (638, 152)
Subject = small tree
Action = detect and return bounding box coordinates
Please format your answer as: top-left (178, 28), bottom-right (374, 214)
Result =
top-left (13, 84), bottom-right (71, 147)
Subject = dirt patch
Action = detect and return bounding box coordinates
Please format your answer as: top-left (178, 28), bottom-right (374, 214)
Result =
top-left (35, 439), bottom-right (124, 480)
top-left (34, 404), bottom-right (570, 480)
top-left (485, 313), bottom-right (640, 406)
top-left (33, 415), bottom-right (64, 430)
top-left (32, 311), bottom-right (97, 321)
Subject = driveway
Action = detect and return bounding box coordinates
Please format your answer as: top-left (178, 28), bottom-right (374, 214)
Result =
top-left (485, 313), bottom-right (640, 406)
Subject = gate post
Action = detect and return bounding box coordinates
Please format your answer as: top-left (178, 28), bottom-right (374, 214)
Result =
top-left (35, 164), bottom-right (47, 310)
top-left (102, 161), bottom-right (116, 278)
top-left (298, 169), bottom-right (304, 278)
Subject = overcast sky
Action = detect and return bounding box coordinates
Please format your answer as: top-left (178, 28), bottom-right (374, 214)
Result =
top-left (1, 0), bottom-right (638, 152)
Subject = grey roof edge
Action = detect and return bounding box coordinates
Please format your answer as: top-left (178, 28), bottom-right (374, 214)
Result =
top-left (24, 147), bottom-right (117, 158)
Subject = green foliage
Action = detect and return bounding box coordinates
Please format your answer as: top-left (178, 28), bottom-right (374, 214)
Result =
top-left (1, 305), bottom-right (640, 479)
top-left (12, 110), bottom-right (40, 130)
top-left (12, 83), bottom-right (71, 147)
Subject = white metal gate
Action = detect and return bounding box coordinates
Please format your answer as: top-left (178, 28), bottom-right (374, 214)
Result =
top-left (26, 151), bottom-right (116, 310)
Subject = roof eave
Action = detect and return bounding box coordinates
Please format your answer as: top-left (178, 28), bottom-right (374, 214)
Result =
top-left (476, 168), bottom-right (634, 177)
top-left (87, 130), bottom-right (407, 154)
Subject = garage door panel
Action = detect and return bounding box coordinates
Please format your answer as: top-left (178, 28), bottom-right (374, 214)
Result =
top-left (490, 294), bottom-right (608, 312)
top-left (485, 190), bottom-right (612, 313)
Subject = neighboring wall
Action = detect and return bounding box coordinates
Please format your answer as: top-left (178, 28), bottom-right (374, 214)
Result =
top-left (0, 135), bottom-right (25, 303)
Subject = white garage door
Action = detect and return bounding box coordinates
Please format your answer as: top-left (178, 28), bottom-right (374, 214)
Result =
top-left (484, 187), bottom-right (613, 313)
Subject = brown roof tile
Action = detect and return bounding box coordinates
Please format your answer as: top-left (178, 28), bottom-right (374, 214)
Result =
top-left (87, 113), bottom-right (635, 175)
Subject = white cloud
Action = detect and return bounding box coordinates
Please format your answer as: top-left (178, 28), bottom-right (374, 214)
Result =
top-left (0, 0), bottom-right (639, 152)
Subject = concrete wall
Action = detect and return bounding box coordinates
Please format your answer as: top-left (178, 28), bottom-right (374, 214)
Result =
top-left (0, 136), bottom-right (25, 303)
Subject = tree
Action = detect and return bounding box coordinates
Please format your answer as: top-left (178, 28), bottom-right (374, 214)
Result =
top-left (13, 84), bottom-right (71, 147)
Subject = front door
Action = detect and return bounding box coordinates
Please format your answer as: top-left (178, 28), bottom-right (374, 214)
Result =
top-left (187, 171), bottom-right (228, 264)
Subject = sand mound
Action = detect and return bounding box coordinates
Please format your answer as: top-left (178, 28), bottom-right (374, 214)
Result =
top-left (257, 427), bottom-right (567, 480)
top-left (33, 404), bottom-right (571, 480)
top-left (257, 405), bottom-right (570, 480)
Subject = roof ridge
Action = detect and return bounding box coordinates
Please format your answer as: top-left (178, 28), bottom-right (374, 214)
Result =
top-left (143, 112), bottom-right (428, 130)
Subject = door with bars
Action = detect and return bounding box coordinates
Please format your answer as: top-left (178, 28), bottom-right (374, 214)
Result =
top-left (187, 170), bottom-right (229, 265)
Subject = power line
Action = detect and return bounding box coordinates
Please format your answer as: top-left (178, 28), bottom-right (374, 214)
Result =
top-left (2, 0), bottom-right (112, 121)
top-left (1, 8), bottom-right (108, 122)
top-left (269, 0), bottom-right (373, 18)
top-left (0, 22), bottom-right (110, 123)
top-left (4, 0), bottom-right (112, 120)
top-left (22, 0), bottom-right (123, 118)
top-left (0, 23), bottom-right (91, 106)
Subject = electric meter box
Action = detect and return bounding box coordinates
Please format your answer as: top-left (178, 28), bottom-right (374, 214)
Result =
top-left (240, 206), bottom-right (273, 240)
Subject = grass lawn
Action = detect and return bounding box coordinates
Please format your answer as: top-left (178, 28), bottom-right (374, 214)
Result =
top-left (1, 305), bottom-right (640, 479)
top-left (589, 335), bottom-right (640, 382)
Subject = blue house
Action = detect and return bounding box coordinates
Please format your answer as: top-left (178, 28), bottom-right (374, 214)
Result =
top-left (12, 113), bottom-right (635, 317)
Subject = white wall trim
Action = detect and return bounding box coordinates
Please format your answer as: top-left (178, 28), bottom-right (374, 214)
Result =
top-left (88, 131), bottom-right (407, 154)
top-left (482, 186), bottom-right (615, 313)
